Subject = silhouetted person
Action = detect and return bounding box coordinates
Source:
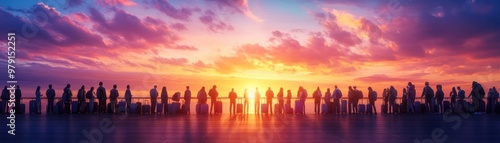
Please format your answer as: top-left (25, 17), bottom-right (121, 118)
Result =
top-left (255, 88), bottom-right (261, 114)
top-left (63, 84), bottom-right (72, 114)
top-left (436, 85), bottom-right (444, 114)
top-left (368, 87), bottom-right (377, 114)
top-left (421, 82), bottom-right (434, 114)
top-left (332, 85), bottom-right (342, 114)
top-left (208, 85), bottom-right (219, 114)
top-left (348, 86), bottom-right (354, 114)
top-left (468, 81), bottom-right (485, 114)
top-left (299, 86), bottom-right (307, 114)
top-left (124, 85), bottom-right (132, 114)
top-left (15, 85), bottom-right (22, 114)
top-left (150, 85), bottom-right (158, 114)
top-left (313, 87), bottom-right (322, 114)
top-left (184, 86), bottom-right (191, 114)
top-left (109, 84), bottom-right (119, 114)
top-left (388, 86), bottom-right (397, 114)
top-left (383, 88), bottom-right (389, 110)
top-left (324, 88), bottom-right (332, 114)
top-left (286, 89), bottom-right (292, 113)
top-left (197, 87), bottom-right (208, 113)
top-left (266, 87), bottom-right (274, 114)
top-left (87, 87), bottom-right (96, 114)
top-left (77, 85), bottom-right (86, 114)
top-left (161, 86), bottom-right (168, 114)
top-left (277, 87), bottom-right (284, 114)
top-left (46, 84), bottom-right (56, 114)
top-left (407, 82), bottom-right (416, 113)
top-left (1, 86), bottom-right (8, 113)
top-left (97, 82), bottom-right (107, 114)
top-left (401, 88), bottom-right (407, 114)
top-left (491, 87), bottom-right (499, 113)
top-left (228, 88), bottom-right (238, 114)
top-left (353, 86), bottom-right (361, 114)
top-left (243, 89), bottom-right (249, 114)
top-left (35, 86), bottom-right (43, 114)
top-left (450, 87), bottom-right (457, 111)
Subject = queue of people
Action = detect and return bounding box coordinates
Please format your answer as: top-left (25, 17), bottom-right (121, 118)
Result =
top-left (0, 81), bottom-right (499, 115)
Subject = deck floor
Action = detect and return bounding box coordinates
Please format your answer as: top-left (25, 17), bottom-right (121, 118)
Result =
top-left (1, 113), bottom-right (500, 143)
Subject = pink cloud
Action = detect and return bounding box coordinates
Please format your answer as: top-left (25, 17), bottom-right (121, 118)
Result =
top-left (199, 10), bottom-right (234, 32)
top-left (149, 0), bottom-right (193, 21)
top-left (97, 0), bottom-right (136, 6)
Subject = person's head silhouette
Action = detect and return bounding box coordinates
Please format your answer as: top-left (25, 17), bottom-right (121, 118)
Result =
top-left (81, 85), bottom-right (85, 90)
top-left (36, 86), bottom-right (41, 91)
top-left (48, 84), bottom-right (52, 89)
top-left (99, 81), bottom-right (103, 86)
top-left (127, 85), bottom-right (130, 89)
top-left (113, 84), bottom-right (117, 89)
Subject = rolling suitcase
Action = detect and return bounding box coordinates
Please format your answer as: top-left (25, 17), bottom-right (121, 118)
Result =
top-left (321, 103), bottom-right (328, 114)
top-left (275, 104), bottom-right (282, 114)
top-left (236, 99), bottom-right (243, 114)
top-left (72, 101), bottom-right (79, 114)
top-left (157, 103), bottom-right (163, 113)
top-left (261, 103), bottom-right (268, 114)
top-left (367, 104), bottom-right (372, 114)
top-left (29, 100), bottom-right (37, 114)
top-left (169, 102), bottom-right (180, 114)
top-left (295, 100), bottom-right (303, 114)
top-left (129, 103), bottom-right (137, 113)
top-left (118, 101), bottom-right (126, 113)
top-left (181, 103), bottom-right (189, 114)
top-left (215, 99), bottom-right (223, 114)
top-left (142, 100), bottom-right (151, 114)
top-left (358, 104), bottom-right (366, 114)
top-left (200, 103), bottom-right (209, 114)
top-left (54, 100), bottom-right (64, 114)
top-left (341, 100), bottom-right (347, 114)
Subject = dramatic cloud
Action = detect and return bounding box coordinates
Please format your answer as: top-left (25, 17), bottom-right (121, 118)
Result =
top-left (97, 0), bottom-right (136, 6)
top-left (148, 0), bottom-right (193, 21)
top-left (199, 10), bottom-right (234, 32)
top-left (205, 0), bottom-right (263, 22)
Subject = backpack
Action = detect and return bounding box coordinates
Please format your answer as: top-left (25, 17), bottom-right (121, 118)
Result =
top-left (426, 87), bottom-right (434, 98)
top-left (86, 91), bottom-right (92, 99)
top-left (371, 91), bottom-right (378, 101)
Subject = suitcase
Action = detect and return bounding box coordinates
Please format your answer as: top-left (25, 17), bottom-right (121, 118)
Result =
top-left (367, 104), bottom-right (372, 114)
top-left (215, 99), bottom-right (223, 114)
top-left (72, 101), bottom-right (79, 114)
top-left (93, 102), bottom-right (99, 113)
top-left (136, 102), bottom-right (142, 114)
top-left (236, 101), bottom-right (243, 114)
top-left (29, 100), bottom-right (37, 114)
top-left (381, 104), bottom-right (388, 114)
top-left (443, 101), bottom-right (451, 113)
top-left (200, 103), bottom-right (209, 114)
top-left (157, 103), bottom-right (163, 113)
top-left (295, 100), bottom-right (303, 114)
top-left (261, 103), bottom-right (268, 114)
top-left (358, 104), bottom-right (366, 114)
top-left (341, 100), bottom-right (347, 114)
top-left (275, 104), bottom-right (282, 114)
top-left (287, 108), bottom-right (294, 114)
top-left (414, 101), bottom-right (421, 113)
top-left (321, 103), bottom-right (328, 114)
top-left (142, 100), bottom-right (151, 114)
top-left (169, 103), bottom-right (180, 114)
top-left (130, 103), bottom-right (138, 113)
top-left (118, 101), bottom-right (126, 113)
top-left (19, 104), bottom-right (25, 114)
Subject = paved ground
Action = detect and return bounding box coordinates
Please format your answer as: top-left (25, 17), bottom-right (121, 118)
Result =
top-left (1, 113), bottom-right (500, 143)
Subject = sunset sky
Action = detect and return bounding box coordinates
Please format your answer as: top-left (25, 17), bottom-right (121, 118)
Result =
top-left (1, 0), bottom-right (499, 97)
